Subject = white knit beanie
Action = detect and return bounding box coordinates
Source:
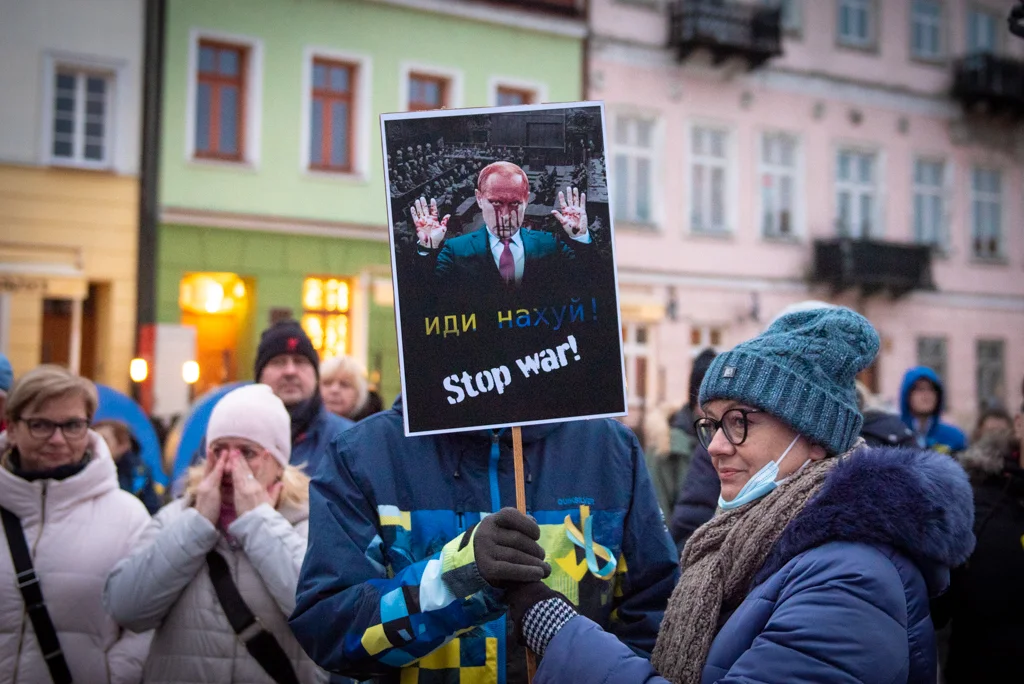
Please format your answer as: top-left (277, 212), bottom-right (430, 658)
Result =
top-left (206, 384), bottom-right (291, 467)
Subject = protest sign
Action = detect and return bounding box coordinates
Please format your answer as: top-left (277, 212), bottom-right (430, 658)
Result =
top-left (382, 102), bottom-right (627, 435)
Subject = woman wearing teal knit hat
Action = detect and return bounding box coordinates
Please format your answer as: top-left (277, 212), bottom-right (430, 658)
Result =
top-left (506, 306), bottom-right (977, 684)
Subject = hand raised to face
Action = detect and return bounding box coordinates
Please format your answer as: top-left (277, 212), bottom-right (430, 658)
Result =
top-left (412, 197), bottom-right (450, 249)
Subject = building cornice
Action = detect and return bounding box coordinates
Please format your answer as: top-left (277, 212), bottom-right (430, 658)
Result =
top-left (368, 0), bottom-right (587, 39)
top-left (590, 37), bottom-right (959, 119)
top-left (160, 207), bottom-right (389, 243)
top-left (617, 267), bottom-right (1024, 313)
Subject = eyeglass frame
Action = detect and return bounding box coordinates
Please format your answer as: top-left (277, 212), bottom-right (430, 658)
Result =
top-left (694, 408), bottom-right (764, 451)
top-left (18, 417), bottom-right (90, 441)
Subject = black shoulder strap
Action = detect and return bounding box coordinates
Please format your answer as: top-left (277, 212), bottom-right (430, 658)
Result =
top-left (1, 506), bottom-right (73, 684)
top-left (205, 551), bottom-right (299, 684)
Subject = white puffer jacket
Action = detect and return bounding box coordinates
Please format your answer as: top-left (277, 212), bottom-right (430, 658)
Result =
top-left (0, 431), bottom-right (153, 684)
top-left (104, 496), bottom-right (326, 683)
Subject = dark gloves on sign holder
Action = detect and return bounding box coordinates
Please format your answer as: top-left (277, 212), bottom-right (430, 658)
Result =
top-left (474, 507), bottom-right (551, 588)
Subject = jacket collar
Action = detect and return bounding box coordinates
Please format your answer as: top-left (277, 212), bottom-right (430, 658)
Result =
top-left (0, 430), bottom-right (118, 522)
top-left (755, 445), bottom-right (976, 596)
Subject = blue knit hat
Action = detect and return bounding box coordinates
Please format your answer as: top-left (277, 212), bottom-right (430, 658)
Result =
top-left (699, 306), bottom-right (879, 455)
top-left (0, 354), bottom-right (12, 392)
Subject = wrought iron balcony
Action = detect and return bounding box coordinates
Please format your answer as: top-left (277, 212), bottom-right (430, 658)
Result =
top-left (484, 0), bottom-right (585, 17)
top-left (953, 52), bottom-right (1024, 117)
top-left (668, 0), bottom-right (782, 69)
top-left (811, 238), bottom-right (934, 298)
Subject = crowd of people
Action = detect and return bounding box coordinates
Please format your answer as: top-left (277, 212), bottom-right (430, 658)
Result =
top-left (0, 301), bottom-right (1020, 683)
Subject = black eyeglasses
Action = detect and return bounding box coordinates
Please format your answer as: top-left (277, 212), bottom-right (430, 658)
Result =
top-left (20, 417), bottom-right (90, 440)
top-left (694, 408), bottom-right (762, 450)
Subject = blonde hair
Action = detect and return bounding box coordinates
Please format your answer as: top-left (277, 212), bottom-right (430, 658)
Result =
top-left (5, 365), bottom-right (98, 423)
top-left (184, 460), bottom-right (310, 508)
top-left (319, 355), bottom-right (369, 417)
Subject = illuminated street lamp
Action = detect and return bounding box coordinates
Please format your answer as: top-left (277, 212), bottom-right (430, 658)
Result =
top-left (129, 358), bottom-right (148, 383)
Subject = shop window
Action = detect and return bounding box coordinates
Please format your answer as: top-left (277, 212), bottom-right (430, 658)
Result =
top-left (302, 277), bottom-right (351, 358)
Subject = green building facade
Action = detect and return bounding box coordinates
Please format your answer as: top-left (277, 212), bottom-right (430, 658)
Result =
top-left (157, 0), bottom-right (585, 399)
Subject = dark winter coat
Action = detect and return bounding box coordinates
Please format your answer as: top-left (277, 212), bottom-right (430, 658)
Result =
top-left (860, 408), bottom-right (917, 448)
top-left (944, 432), bottom-right (1024, 683)
top-left (668, 445), bottom-right (717, 552)
top-left (535, 447), bottom-right (976, 684)
top-left (115, 446), bottom-right (162, 514)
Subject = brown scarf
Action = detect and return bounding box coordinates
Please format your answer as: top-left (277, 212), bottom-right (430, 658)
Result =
top-left (650, 455), bottom-right (840, 684)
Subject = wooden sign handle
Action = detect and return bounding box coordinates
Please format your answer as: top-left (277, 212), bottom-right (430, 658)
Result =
top-left (511, 426), bottom-right (538, 682)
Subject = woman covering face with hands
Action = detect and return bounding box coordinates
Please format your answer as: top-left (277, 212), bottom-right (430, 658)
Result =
top-left (104, 384), bottom-right (328, 683)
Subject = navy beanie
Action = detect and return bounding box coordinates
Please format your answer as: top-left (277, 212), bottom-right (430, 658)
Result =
top-left (699, 306), bottom-right (879, 455)
top-left (254, 320), bottom-right (320, 381)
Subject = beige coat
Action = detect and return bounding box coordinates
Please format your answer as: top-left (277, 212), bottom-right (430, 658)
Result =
top-left (0, 431), bottom-right (153, 684)
top-left (104, 497), bottom-right (325, 683)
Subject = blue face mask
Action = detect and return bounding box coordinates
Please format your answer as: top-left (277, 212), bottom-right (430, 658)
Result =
top-left (718, 435), bottom-right (802, 510)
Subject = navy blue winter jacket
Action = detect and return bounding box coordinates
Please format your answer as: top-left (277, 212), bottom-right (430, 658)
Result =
top-left (292, 404), bottom-right (351, 475)
top-left (291, 398), bottom-right (679, 683)
top-left (668, 444), bottom-right (717, 551)
top-left (534, 447), bottom-right (976, 684)
top-left (900, 366), bottom-right (967, 454)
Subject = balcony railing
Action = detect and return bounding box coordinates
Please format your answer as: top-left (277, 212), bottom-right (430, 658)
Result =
top-left (484, 0), bottom-right (585, 18)
top-left (811, 238), bottom-right (934, 298)
top-left (953, 52), bottom-right (1024, 117)
top-left (668, 0), bottom-right (782, 69)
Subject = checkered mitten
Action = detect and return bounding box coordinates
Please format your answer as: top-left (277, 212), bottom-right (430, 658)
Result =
top-left (506, 582), bottom-right (578, 657)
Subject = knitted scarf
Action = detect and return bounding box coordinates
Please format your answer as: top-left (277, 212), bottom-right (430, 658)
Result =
top-left (651, 455), bottom-right (840, 684)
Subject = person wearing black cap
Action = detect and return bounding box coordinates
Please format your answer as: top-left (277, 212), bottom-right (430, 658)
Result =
top-left (253, 320), bottom-right (353, 476)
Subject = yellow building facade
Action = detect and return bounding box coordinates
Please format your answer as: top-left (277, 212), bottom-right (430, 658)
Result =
top-left (0, 165), bottom-right (139, 392)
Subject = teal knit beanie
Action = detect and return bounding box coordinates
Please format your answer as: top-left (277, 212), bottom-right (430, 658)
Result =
top-left (699, 306), bottom-right (879, 455)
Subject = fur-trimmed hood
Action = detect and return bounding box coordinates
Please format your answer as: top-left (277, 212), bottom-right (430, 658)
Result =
top-left (960, 431), bottom-right (1020, 477)
top-left (756, 446), bottom-right (976, 595)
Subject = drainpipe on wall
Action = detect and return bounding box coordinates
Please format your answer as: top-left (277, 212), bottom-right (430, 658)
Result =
top-left (135, 0), bottom-right (165, 402)
top-left (581, 0), bottom-right (591, 100)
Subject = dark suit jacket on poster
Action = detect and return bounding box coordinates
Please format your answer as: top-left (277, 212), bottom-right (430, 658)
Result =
top-left (420, 226), bottom-right (594, 308)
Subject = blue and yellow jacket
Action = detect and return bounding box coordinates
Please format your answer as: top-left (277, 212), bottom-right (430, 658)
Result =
top-left (291, 399), bottom-right (679, 684)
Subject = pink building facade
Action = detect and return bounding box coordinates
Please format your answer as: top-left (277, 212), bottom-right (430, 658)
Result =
top-left (593, 0), bottom-right (1024, 432)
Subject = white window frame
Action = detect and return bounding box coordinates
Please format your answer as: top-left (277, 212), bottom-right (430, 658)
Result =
top-left (687, 122), bottom-right (735, 236)
top-left (836, 0), bottom-right (876, 49)
top-left (399, 62), bottom-right (463, 111)
top-left (299, 47), bottom-right (372, 181)
top-left (912, 156), bottom-right (949, 249)
top-left (834, 146), bottom-right (882, 238)
top-left (966, 4), bottom-right (1001, 54)
top-left (970, 165), bottom-right (1004, 260)
top-left (185, 28), bottom-right (264, 167)
top-left (487, 76), bottom-right (547, 107)
top-left (758, 130), bottom-right (803, 241)
top-left (623, 322), bottom-right (652, 409)
top-left (910, 0), bottom-right (944, 61)
top-left (40, 52), bottom-right (126, 172)
top-left (690, 325), bottom-right (725, 357)
top-left (612, 113), bottom-right (660, 227)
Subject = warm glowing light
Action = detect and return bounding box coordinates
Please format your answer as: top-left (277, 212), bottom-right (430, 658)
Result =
top-left (179, 273), bottom-right (247, 315)
top-left (303, 279), bottom-right (324, 310)
top-left (129, 358), bottom-right (148, 383)
top-left (182, 361), bottom-right (200, 384)
top-left (203, 281), bottom-right (225, 313)
top-left (303, 276), bottom-right (352, 359)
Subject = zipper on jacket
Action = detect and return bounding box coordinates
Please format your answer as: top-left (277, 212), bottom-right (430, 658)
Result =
top-left (12, 482), bottom-right (47, 682)
top-left (489, 434), bottom-right (501, 513)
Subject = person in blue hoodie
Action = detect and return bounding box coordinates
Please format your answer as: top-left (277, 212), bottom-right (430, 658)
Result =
top-left (505, 307), bottom-right (976, 684)
top-left (900, 366), bottom-right (968, 455)
top-left (289, 398), bottom-right (680, 683)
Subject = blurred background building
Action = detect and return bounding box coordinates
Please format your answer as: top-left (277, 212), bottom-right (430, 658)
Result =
top-left (0, 0), bottom-right (144, 392)
top-left (600, 0), bottom-right (1024, 429)
top-left (152, 0), bottom-right (585, 402)
top-left (1, 0), bottom-right (1021, 433)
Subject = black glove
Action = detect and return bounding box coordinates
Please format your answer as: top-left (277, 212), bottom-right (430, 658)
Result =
top-left (474, 507), bottom-right (551, 588)
top-left (506, 581), bottom-right (577, 656)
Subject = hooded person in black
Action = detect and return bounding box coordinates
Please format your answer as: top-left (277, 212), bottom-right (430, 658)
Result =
top-left (943, 396), bottom-right (1024, 682)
